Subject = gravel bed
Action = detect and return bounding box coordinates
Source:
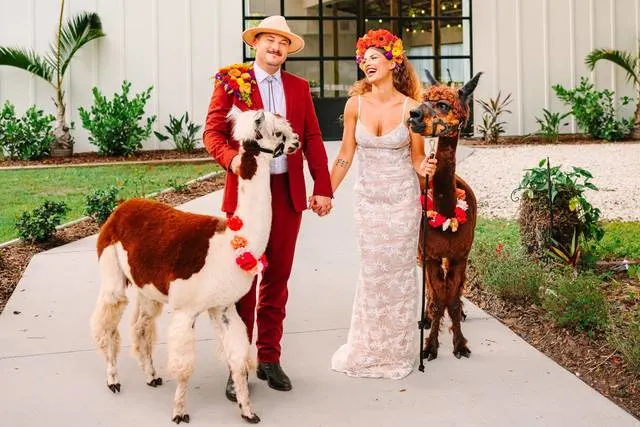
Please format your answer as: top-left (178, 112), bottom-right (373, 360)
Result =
top-left (456, 143), bottom-right (640, 221)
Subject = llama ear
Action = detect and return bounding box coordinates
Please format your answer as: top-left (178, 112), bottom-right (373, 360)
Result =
top-left (459, 72), bottom-right (483, 104)
top-left (226, 105), bottom-right (243, 122)
top-left (424, 69), bottom-right (439, 86)
top-left (255, 110), bottom-right (265, 125)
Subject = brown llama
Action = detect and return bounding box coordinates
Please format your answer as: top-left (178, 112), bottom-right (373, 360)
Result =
top-left (90, 108), bottom-right (299, 424)
top-left (408, 70), bottom-right (482, 361)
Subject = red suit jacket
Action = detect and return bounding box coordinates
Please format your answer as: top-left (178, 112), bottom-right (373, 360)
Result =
top-left (203, 68), bottom-right (333, 213)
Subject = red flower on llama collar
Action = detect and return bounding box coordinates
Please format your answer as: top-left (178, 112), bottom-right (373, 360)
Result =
top-left (228, 215), bottom-right (267, 275)
top-left (420, 183), bottom-right (468, 232)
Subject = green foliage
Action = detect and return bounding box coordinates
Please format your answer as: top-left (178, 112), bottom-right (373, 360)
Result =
top-left (166, 177), bottom-right (188, 193)
top-left (533, 109), bottom-right (571, 142)
top-left (154, 112), bottom-right (202, 153)
top-left (547, 228), bottom-right (581, 269)
top-left (0, 101), bottom-right (55, 160)
top-left (609, 313), bottom-right (640, 374)
top-left (471, 242), bottom-right (546, 304)
top-left (79, 81), bottom-right (155, 156)
top-left (542, 270), bottom-right (609, 334)
top-left (587, 221), bottom-right (640, 261)
top-left (85, 185), bottom-right (120, 224)
top-left (15, 200), bottom-right (68, 243)
top-left (553, 77), bottom-right (634, 141)
top-left (0, 3), bottom-right (105, 151)
top-left (514, 158), bottom-right (604, 248)
top-left (476, 91), bottom-right (512, 143)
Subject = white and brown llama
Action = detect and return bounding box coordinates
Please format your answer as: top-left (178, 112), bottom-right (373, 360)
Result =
top-left (90, 107), bottom-right (299, 424)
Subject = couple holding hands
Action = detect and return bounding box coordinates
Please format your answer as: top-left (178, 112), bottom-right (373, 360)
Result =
top-left (203, 15), bottom-right (438, 401)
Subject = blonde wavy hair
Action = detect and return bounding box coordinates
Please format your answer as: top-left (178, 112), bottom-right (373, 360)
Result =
top-left (349, 51), bottom-right (422, 101)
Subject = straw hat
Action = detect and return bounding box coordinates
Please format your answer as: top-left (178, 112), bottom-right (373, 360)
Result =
top-left (242, 15), bottom-right (305, 55)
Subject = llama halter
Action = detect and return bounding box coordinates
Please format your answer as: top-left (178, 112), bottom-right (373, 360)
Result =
top-left (355, 29), bottom-right (405, 66)
top-left (228, 216), bottom-right (268, 275)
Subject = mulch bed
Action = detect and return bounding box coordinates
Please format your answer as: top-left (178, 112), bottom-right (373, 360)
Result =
top-left (466, 270), bottom-right (640, 420)
top-left (0, 173), bottom-right (226, 314)
top-left (0, 148), bottom-right (211, 168)
top-left (460, 134), bottom-right (640, 146)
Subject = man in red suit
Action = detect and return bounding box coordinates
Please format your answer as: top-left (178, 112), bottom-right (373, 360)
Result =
top-left (203, 15), bottom-right (333, 400)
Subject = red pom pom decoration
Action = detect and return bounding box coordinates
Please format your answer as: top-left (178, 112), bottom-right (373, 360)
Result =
top-left (228, 216), bottom-right (243, 231)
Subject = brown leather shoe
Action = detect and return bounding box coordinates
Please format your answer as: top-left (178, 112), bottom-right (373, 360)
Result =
top-left (256, 362), bottom-right (292, 391)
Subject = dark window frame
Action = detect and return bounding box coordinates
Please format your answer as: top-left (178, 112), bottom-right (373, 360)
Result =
top-left (242, 0), bottom-right (474, 98)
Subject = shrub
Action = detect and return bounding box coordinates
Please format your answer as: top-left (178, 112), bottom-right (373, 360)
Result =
top-left (166, 177), bottom-right (188, 193)
top-left (533, 109), bottom-right (571, 143)
top-left (609, 313), bottom-right (640, 374)
top-left (154, 112), bottom-right (202, 153)
top-left (553, 77), bottom-right (633, 141)
top-left (476, 92), bottom-right (512, 143)
top-left (15, 200), bottom-right (68, 243)
top-left (79, 81), bottom-right (155, 156)
top-left (470, 240), bottom-right (545, 304)
top-left (85, 186), bottom-right (120, 224)
top-left (513, 158), bottom-right (604, 259)
top-left (0, 101), bottom-right (55, 160)
top-left (542, 270), bottom-right (609, 334)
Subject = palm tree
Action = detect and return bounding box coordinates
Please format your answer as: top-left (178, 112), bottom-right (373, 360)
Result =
top-left (586, 48), bottom-right (640, 139)
top-left (0, 0), bottom-right (104, 155)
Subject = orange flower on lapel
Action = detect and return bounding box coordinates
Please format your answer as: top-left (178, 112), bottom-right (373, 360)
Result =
top-left (214, 63), bottom-right (257, 108)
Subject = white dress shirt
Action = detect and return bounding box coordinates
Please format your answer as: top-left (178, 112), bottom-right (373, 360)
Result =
top-left (253, 62), bottom-right (288, 174)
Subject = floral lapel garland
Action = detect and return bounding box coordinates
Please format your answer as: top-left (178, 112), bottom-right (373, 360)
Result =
top-left (214, 63), bottom-right (257, 108)
top-left (420, 182), bottom-right (468, 232)
top-left (228, 216), bottom-right (267, 275)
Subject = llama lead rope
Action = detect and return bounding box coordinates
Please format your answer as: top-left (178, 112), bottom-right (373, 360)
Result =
top-left (418, 143), bottom-right (437, 373)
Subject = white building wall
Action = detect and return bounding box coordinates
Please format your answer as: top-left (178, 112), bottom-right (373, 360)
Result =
top-left (0, 0), bottom-right (243, 153)
top-left (2, 1), bottom-right (640, 150)
top-left (472, 0), bottom-right (640, 136)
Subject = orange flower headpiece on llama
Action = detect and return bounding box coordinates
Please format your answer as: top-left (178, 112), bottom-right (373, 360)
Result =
top-left (355, 29), bottom-right (405, 67)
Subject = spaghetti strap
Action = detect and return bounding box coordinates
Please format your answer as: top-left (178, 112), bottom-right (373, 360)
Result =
top-left (400, 96), bottom-right (409, 125)
top-left (357, 95), bottom-right (361, 120)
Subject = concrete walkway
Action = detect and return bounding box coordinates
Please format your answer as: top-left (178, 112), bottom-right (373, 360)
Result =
top-left (0, 143), bottom-right (638, 426)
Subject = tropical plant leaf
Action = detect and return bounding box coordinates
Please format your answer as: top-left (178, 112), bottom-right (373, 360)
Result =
top-left (585, 48), bottom-right (639, 86)
top-left (48, 11), bottom-right (105, 80)
top-left (0, 47), bottom-right (53, 83)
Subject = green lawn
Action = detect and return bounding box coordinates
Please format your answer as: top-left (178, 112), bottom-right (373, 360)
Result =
top-left (0, 163), bottom-right (221, 243)
top-left (473, 218), bottom-right (640, 260)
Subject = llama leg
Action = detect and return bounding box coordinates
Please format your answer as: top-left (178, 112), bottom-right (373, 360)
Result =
top-left (167, 310), bottom-right (197, 424)
top-left (90, 245), bottom-right (128, 393)
top-left (447, 259), bottom-right (471, 359)
top-left (423, 259), bottom-right (445, 361)
top-left (130, 292), bottom-right (164, 386)
top-left (210, 306), bottom-right (260, 423)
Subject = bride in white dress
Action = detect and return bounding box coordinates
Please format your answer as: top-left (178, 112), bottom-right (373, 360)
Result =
top-left (329, 29), bottom-right (437, 379)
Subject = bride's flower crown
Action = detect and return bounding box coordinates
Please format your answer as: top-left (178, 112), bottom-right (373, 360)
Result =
top-left (355, 29), bottom-right (405, 67)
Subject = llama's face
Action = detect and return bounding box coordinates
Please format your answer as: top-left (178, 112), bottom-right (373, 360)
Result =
top-left (408, 71), bottom-right (482, 138)
top-left (228, 108), bottom-right (300, 158)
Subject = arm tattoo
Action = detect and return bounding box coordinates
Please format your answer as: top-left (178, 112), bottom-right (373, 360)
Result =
top-left (336, 158), bottom-right (349, 168)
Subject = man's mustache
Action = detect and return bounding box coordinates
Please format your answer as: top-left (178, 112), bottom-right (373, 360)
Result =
top-left (267, 50), bottom-right (283, 56)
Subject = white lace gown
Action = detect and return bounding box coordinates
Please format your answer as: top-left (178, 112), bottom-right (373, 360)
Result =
top-left (331, 97), bottom-right (421, 379)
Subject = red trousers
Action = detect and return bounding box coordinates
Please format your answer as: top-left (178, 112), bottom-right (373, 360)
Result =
top-left (234, 173), bottom-right (302, 363)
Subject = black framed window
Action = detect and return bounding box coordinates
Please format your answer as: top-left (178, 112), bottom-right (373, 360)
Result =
top-left (242, 0), bottom-right (473, 97)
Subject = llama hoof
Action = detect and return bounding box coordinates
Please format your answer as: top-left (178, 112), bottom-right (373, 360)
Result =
top-left (107, 383), bottom-right (121, 393)
top-left (422, 346), bottom-right (438, 361)
top-left (242, 413), bottom-right (261, 424)
top-left (147, 377), bottom-right (163, 387)
top-left (453, 346), bottom-right (471, 359)
top-left (172, 414), bottom-right (190, 424)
